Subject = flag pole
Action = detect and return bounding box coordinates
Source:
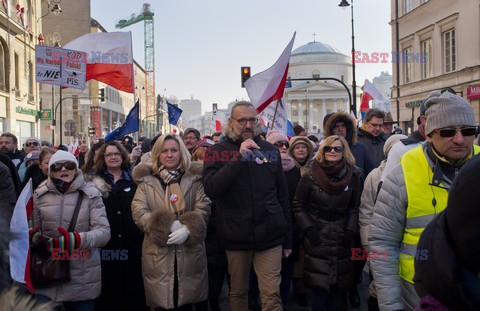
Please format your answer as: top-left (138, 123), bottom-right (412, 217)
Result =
top-left (270, 99), bottom-right (281, 130)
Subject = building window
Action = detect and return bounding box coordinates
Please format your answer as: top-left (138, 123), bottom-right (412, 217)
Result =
top-left (312, 70), bottom-right (320, 79)
top-left (403, 0), bottom-right (412, 14)
top-left (14, 53), bottom-right (19, 97)
top-left (292, 109), bottom-right (298, 116)
top-left (15, 121), bottom-right (33, 143)
top-left (303, 110), bottom-right (308, 116)
top-left (0, 41), bottom-right (6, 92)
top-left (28, 61), bottom-right (33, 101)
top-left (403, 47), bottom-right (413, 83)
top-left (341, 75), bottom-right (344, 82)
top-left (444, 29), bottom-right (456, 73)
top-left (421, 39), bottom-right (432, 79)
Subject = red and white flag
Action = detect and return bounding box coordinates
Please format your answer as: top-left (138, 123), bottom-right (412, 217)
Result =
top-left (10, 179), bottom-right (34, 291)
top-left (245, 32), bottom-right (296, 113)
top-left (68, 137), bottom-right (79, 157)
top-left (64, 32), bottom-right (134, 93)
top-left (360, 79), bottom-right (388, 112)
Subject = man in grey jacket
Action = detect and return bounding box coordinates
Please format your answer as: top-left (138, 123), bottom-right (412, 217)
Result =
top-left (368, 92), bottom-right (479, 310)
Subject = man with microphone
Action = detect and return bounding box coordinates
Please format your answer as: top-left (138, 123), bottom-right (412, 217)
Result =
top-left (203, 101), bottom-right (292, 311)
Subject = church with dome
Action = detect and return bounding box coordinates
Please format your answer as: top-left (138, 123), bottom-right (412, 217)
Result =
top-left (285, 40), bottom-right (360, 135)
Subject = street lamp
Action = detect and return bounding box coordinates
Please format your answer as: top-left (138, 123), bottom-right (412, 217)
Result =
top-left (37, 0), bottom-right (62, 24)
top-left (339, 0), bottom-right (357, 117)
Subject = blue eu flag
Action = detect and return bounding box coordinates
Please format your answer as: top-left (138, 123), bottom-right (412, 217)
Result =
top-left (105, 100), bottom-right (139, 142)
top-left (167, 101), bottom-right (182, 125)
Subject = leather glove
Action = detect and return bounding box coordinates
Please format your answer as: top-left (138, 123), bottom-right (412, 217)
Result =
top-left (167, 225), bottom-right (190, 245)
top-left (170, 220), bottom-right (183, 232)
top-left (305, 227), bottom-right (321, 247)
top-left (46, 226), bottom-right (82, 253)
top-left (342, 230), bottom-right (354, 247)
top-left (29, 227), bottom-right (44, 246)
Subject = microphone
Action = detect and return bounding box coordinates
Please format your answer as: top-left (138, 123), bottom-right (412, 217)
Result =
top-left (251, 149), bottom-right (268, 163)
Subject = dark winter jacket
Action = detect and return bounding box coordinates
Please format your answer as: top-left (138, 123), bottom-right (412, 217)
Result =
top-left (414, 212), bottom-right (480, 311)
top-left (356, 127), bottom-right (388, 168)
top-left (0, 153), bottom-right (20, 197)
top-left (293, 164), bottom-right (361, 292)
top-left (93, 170), bottom-right (146, 311)
top-left (203, 135), bottom-right (292, 251)
top-left (323, 112), bottom-right (375, 176)
top-left (22, 164), bottom-right (46, 191)
top-left (284, 166), bottom-right (302, 259)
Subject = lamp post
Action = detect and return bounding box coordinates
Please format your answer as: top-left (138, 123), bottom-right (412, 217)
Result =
top-left (339, 0), bottom-right (357, 117)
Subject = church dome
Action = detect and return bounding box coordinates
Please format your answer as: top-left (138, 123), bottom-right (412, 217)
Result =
top-left (292, 41), bottom-right (344, 56)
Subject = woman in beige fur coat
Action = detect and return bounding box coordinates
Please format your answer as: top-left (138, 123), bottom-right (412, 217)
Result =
top-left (131, 134), bottom-right (210, 310)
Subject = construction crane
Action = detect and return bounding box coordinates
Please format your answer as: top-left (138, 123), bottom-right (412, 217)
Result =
top-left (116, 3), bottom-right (155, 135)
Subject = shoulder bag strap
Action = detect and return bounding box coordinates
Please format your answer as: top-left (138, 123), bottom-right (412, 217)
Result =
top-left (67, 191), bottom-right (84, 232)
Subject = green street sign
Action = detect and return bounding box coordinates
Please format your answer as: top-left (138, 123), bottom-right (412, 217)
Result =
top-left (39, 109), bottom-right (52, 120)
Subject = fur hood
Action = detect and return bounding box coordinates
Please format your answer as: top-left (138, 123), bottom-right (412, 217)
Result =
top-left (132, 162), bottom-right (203, 184)
top-left (90, 176), bottom-right (112, 199)
top-left (323, 111), bottom-right (357, 145)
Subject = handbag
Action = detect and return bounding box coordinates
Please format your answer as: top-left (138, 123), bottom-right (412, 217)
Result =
top-left (30, 191), bottom-right (84, 288)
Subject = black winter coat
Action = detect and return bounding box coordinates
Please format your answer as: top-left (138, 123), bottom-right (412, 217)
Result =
top-left (203, 136), bottom-right (292, 251)
top-left (22, 164), bottom-right (46, 191)
top-left (356, 128), bottom-right (388, 168)
top-left (94, 171), bottom-right (146, 311)
top-left (284, 166), bottom-right (302, 260)
top-left (293, 165), bottom-right (361, 292)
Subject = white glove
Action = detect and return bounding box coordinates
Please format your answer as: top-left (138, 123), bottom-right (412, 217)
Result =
top-left (167, 225), bottom-right (190, 245)
top-left (170, 220), bottom-right (182, 232)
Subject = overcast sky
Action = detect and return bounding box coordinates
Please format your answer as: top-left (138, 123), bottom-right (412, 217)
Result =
top-left (92, 0), bottom-right (392, 112)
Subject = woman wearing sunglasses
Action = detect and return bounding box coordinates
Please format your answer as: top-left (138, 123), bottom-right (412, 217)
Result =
top-left (131, 134), bottom-right (210, 310)
top-left (92, 141), bottom-right (146, 310)
top-left (31, 150), bottom-right (111, 310)
top-left (293, 135), bottom-right (361, 311)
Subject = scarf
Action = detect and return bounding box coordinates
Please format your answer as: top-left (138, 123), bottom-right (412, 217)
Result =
top-left (52, 177), bottom-right (73, 193)
top-left (312, 159), bottom-right (353, 195)
top-left (157, 166), bottom-right (186, 217)
top-left (281, 152), bottom-right (295, 171)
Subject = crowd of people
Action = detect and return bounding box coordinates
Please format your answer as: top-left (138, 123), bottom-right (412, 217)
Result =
top-left (0, 90), bottom-right (479, 311)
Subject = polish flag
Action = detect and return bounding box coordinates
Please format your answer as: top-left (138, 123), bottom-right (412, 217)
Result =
top-left (360, 79), bottom-right (388, 112)
top-left (64, 32), bottom-right (134, 93)
top-left (68, 137), bottom-right (79, 157)
top-left (10, 179), bottom-right (34, 292)
top-left (245, 32), bottom-right (296, 113)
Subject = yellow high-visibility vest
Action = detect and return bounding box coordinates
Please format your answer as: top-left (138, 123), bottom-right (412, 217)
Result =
top-left (399, 144), bottom-right (480, 283)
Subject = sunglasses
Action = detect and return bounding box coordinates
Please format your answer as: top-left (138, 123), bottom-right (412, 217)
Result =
top-left (274, 140), bottom-right (290, 148)
top-left (324, 146), bottom-right (344, 153)
top-left (50, 161), bottom-right (77, 172)
top-left (25, 141), bottom-right (39, 147)
top-left (437, 127), bottom-right (477, 138)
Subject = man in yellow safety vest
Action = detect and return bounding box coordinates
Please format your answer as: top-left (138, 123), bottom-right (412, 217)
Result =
top-left (368, 92), bottom-right (480, 310)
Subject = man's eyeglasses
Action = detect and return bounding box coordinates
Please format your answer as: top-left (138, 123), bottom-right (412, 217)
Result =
top-left (274, 141), bottom-right (290, 149)
top-left (437, 126), bottom-right (477, 138)
top-left (324, 146), bottom-right (344, 153)
top-left (50, 161), bottom-right (77, 172)
top-left (232, 117), bottom-right (258, 125)
top-left (368, 122), bottom-right (383, 128)
top-left (25, 141), bottom-right (39, 147)
top-left (104, 152), bottom-right (122, 158)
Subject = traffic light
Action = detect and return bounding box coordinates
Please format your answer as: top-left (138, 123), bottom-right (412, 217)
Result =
top-left (99, 88), bottom-right (105, 102)
top-left (241, 66), bottom-right (251, 88)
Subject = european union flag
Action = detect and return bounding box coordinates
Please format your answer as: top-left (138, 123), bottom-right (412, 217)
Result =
top-left (105, 100), bottom-right (139, 142)
top-left (167, 101), bottom-right (183, 125)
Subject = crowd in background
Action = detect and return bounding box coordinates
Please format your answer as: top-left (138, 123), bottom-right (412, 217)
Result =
top-left (0, 89), bottom-right (479, 311)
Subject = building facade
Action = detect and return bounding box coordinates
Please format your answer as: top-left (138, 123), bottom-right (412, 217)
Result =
top-left (391, 0), bottom-right (480, 133)
top-left (0, 0), bottom-right (42, 144)
top-left (285, 41), bottom-right (360, 135)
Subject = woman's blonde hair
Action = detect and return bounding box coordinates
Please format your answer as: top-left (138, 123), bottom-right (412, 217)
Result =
top-left (314, 135), bottom-right (355, 166)
top-left (151, 134), bottom-right (191, 173)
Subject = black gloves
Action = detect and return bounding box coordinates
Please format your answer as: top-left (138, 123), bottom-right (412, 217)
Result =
top-left (305, 227), bottom-right (321, 246)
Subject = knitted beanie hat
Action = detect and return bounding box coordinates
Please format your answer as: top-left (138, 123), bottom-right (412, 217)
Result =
top-left (383, 134), bottom-right (408, 156)
top-left (48, 150), bottom-right (78, 174)
top-left (424, 92), bottom-right (475, 135)
top-left (266, 130), bottom-right (289, 145)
